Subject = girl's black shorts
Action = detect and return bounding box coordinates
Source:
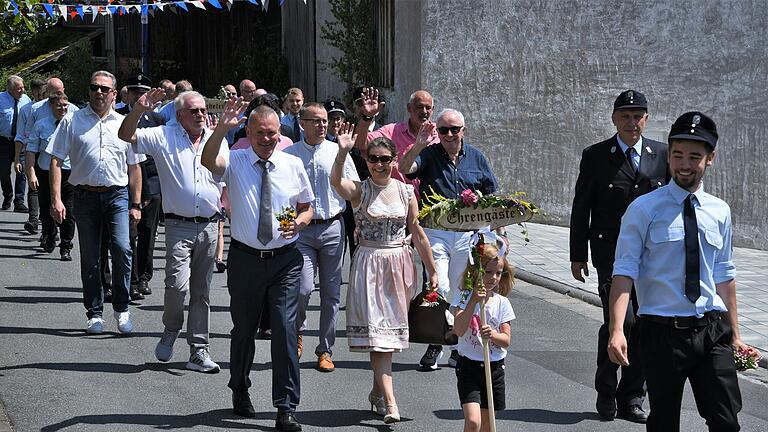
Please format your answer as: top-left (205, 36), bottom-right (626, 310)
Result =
top-left (455, 355), bottom-right (505, 410)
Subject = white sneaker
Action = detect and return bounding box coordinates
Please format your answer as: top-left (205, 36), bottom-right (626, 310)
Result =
top-left (186, 347), bottom-right (220, 373)
top-left (114, 311), bottom-right (133, 335)
top-left (155, 329), bottom-right (180, 362)
top-left (86, 317), bottom-right (104, 334)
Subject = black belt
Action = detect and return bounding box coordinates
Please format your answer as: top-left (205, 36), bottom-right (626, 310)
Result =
top-left (164, 213), bottom-right (220, 223)
top-left (309, 213), bottom-right (341, 225)
top-left (231, 238), bottom-right (296, 259)
top-left (641, 311), bottom-right (722, 329)
top-left (76, 185), bottom-right (122, 193)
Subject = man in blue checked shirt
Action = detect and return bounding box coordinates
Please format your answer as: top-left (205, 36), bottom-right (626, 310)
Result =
top-left (608, 112), bottom-right (760, 432)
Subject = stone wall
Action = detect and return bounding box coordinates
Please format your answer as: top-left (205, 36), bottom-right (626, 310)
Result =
top-left (419, 0), bottom-right (768, 249)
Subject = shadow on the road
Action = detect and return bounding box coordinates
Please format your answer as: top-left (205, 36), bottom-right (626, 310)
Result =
top-left (40, 408), bottom-right (402, 431)
top-left (0, 361), bottom-right (189, 376)
top-left (138, 304), bottom-right (230, 313)
top-left (433, 408), bottom-right (600, 424)
top-left (0, 295), bottom-right (81, 304)
top-left (0, 326), bottom-right (231, 340)
top-left (513, 350), bottom-right (595, 388)
top-left (321, 360), bottom-right (415, 372)
top-left (5, 285), bottom-right (81, 293)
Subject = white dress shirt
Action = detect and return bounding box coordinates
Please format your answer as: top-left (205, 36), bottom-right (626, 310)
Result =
top-left (283, 140), bottom-right (359, 220)
top-left (221, 148), bottom-right (314, 249)
top-left (46, 105), bottom-right (145, 187)
top-left (135, 125), bottom-right (228, 218)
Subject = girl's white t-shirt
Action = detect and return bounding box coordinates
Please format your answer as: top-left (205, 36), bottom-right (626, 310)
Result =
top-left (455, 293), bottom-right (515, 362)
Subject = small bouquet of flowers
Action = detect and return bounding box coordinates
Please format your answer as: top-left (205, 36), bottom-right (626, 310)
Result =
top-left (733, 346), bottom-right (761, 371)
top-left (420, 290), bottom-right (447, 307)
top-left (275, 206), bottom-right (297, 230)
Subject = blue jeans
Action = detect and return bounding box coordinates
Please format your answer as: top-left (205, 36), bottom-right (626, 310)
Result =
top-left (73, 186), bottom-right (132, 318)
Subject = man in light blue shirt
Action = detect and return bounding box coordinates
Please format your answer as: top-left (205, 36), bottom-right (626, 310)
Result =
top-left (0, 75), bottom-right (31, 211)
top-left (608, 112), bottom-right (756, 431)
top-left (283, 102), bottom-right (358, 372)
top-left (280, 88), bottom-right (304, 143)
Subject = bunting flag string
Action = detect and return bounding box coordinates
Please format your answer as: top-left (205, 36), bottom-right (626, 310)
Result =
top-left (2, 0), bottom-right (303, 21)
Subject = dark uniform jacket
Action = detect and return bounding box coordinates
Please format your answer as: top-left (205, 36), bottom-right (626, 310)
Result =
top-left (116, 105), bottom-right (166, 200)
top-left (569, 134), bottom-right (669, 269)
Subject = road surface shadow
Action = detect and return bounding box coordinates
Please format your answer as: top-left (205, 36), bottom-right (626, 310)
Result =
top-left (434, 408), bottom-right (599, 424)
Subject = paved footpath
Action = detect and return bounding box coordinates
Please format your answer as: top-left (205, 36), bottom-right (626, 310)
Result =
top-left (1, 210), bottom-right (768, 431)
top-left (505, 222), bottom-right (768, 355)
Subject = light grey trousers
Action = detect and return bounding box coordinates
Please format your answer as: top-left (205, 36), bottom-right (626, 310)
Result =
top-left (163, 218), bottom-right (218, 349)
top-left (296, 218), bottom-right (344, 357)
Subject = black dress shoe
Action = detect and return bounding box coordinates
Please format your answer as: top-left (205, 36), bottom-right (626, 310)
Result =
top-left (596, 396), bottom-right (616, 421)
top-left (1, 201), bottom-right (10, 210)
top-left (130, 286), bottom-right (145, 301)
top-left (104, 288), bottom-right (113, 303)
top-left (232, 391), bottom-right (256, 418)
top-left (256, 328), bottom-right (272, 340)
top-left (276, 412), bottom-right (302, 431)
top-left (138, 280), bottom-right (152, 295)
top-left (60, 249), bottom-right (72, 261)
top-left (14, 203), bottom-right (28, 213)
top-left (617, 405), bottom-right (648, 424)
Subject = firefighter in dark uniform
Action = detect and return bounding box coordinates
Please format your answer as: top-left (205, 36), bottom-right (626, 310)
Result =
top-left (569, 89), bottom-right (669, 423)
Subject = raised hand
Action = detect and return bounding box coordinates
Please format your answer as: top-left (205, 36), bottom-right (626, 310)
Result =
top-left (218, 97), bottom-right (248, 130)
top-left (359, 87), bottom-right (385, 117)
top-left (134, 88), bottom-right (165, 113)
top-left (335, 121), bottom-right (357, 152)
top-left (416, 120), bottom-right (435, 146)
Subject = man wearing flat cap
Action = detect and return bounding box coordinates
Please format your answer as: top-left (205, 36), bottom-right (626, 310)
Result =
top-left (569, 89), bottom-right (669, 423)
top-left (608, 112), bottom-right (759, 431)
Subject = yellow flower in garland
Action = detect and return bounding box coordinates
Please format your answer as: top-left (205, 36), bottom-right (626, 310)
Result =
top-left (275, 206), bottom-right (297, 230)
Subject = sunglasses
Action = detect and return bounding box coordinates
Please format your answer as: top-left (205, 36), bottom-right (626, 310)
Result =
top-left (187, 108), bottom-right (208, 115)
top-left (89, 84), bottom-right (113, 93)
top-left (437, 126), bottom-right (463, 135)
top-left (367, 155), bottom-right (394, 164)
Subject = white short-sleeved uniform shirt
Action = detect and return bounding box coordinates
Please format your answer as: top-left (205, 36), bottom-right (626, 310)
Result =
top-left (455, 293), bottom-right (515, 362)
top-left (220, 147), bottom-right (314, 249)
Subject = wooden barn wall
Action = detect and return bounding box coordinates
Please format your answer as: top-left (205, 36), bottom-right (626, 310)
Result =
top-left (281, 0), bottom-right (316, 99)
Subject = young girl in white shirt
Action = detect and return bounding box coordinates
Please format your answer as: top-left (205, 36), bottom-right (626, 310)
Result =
top-left (453, 242), bottom-right (515, 432)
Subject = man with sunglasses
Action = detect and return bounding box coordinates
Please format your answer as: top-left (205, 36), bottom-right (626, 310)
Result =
top-left (284, 102), bottom-right (359, 373)
top-left (118, 88), bottom-right (227, 374)
top-left (570, 90), bottom-right (668, 423)
top-left (47, 70), bottom-right (145, 335)
top-left (399, 108), bottom-right (498, 371)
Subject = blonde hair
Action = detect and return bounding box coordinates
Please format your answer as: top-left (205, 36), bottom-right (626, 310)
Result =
top-left (461, 243), bottom-right (515, 297)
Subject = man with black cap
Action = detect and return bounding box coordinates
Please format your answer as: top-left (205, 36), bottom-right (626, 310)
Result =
top-left (569, 89), bottom-right (668, 423)
top-left (608, 112), bottom-right (759, 431)
top-left (117, 74), bottom-right (165, 298)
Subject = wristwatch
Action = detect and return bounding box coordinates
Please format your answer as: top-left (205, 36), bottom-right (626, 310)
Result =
top-left (130, 202), bottom-right (142, 210)
top-left (360, 114), bottom-right (374, 122)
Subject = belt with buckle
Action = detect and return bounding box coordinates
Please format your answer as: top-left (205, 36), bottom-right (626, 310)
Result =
top-left (164, 213), bottom-right (220, 223)
top-left (309, 213), bottom-right (341, 225)
top-left (231, 238), bottom-right (296, 259)
top-left (642, 311), bottom-right (722, 329)
top-left (76, 185), bottom-right (121, 193)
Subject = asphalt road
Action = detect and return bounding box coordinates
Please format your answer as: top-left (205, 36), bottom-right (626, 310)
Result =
top-left (1, 209), bottom-right (767, 431)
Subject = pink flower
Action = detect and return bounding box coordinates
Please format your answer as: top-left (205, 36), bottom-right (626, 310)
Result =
top-left (460, 189), bottom-right (479, 206)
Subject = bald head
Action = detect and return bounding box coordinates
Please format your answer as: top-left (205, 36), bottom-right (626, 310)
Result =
top-left (240, 79), bottom-right (257, 102)
top-left (406, 90), bottom-right (434, 127)
top-left (46, 77), bottom-right (65, 95)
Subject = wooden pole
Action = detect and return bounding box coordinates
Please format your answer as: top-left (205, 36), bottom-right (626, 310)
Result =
top-left (479, 296), bottom-right (497, 432)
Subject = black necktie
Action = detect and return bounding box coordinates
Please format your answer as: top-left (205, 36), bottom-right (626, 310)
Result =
top-left (625, 147), bottom-right (637, 177)
top-left (684, 194), bottom-right (700, 303)
top-left (256, 159), bottom-right (273, 245)
top-left (293, 116), bottom-right (301, 141)
top-left (10, 98), bottom-right (18, 138)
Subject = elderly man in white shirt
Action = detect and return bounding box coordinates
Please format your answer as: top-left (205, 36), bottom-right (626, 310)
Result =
top-left (118, 88), bottom-right (227, 373)
top-left (203, 103), bottom-right (312, 431)
top-left (47, 70), bottom-right (144, 335)
top-left (284, 102), bottom-right (359, 373)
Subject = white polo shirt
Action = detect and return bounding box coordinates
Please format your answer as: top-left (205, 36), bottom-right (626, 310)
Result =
top-left (134, 125), bottom-right (228, 218)
top-left (221, 147), bottom-right (314, 249)
top-left (46, 105), bottom-right (144, 187)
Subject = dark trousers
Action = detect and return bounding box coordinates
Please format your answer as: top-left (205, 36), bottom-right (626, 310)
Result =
top-left (342, 203), bottom-right (357, 259)
top-left (227, 242), bottom-right (302, 413)
top-left (640, 317), bottom-right (742, 432)
top-left (35, 167), bottom-right (57, 240)
top-left (0, 138), bottom-right (25, 206)
top-left (130, 195), bottom-right (161, 285)
top-left (595, 267), bottom-right (645, 408)
top-left (57, 170), bottom-right (76, 251)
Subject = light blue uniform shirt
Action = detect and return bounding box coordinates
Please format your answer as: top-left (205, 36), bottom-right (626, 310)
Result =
top-left (613, 181), bottom-right (735, 317)
top-left (16, 99), bottom-right (79, 145)
top-left (616, 135), bottom-right (642, 170)
top-left (282, 140), bottom-right (359, 220)
top-left (27, 114), bottom-right (71, 171)
top-left (280, 112), bottom-right (303, 141)
top-left (159, 102), bottom-right (177, 126)
top-left (0, 91), bottom-right (31, 138)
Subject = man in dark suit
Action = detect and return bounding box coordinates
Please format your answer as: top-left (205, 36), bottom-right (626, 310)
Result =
top-left (570, 89), bottom-right (669, 424)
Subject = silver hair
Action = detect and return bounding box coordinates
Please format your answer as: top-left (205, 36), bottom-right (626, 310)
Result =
top-left (6, 75), bottom-right (23, 88)
top-left (90, 70), bottom-right (116, 89)
top-left (436, 108), bottom-right (465, 126)
top-left (248, 105), bottom-right (280, 124)
top-left (174, 91), bottom-right (205, 111)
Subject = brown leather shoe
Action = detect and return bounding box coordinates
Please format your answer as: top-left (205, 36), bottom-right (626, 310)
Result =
top-left (297, 334), bottom-right (303, 359)
top-left (317, 353), bottom-right (334, 372)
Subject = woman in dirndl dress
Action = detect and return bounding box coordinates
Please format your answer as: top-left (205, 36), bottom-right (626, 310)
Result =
top-left (330, 130), bottom-right (438, 424)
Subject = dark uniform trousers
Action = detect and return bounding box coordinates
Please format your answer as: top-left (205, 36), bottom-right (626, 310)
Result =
top-left (130, 196), bottom-right (162, 286)
top-left (227, 242), bottom-right (303, 413)
top-left (36, 166), bottom-right (75, 250)
top-left (640, 316), bottom-right (742, 432)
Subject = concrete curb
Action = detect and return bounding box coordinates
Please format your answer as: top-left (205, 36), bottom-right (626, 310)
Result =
top-left (0, 397), bottom-right (13, 432)
top-left (516, 269), bottom-right (768, 369)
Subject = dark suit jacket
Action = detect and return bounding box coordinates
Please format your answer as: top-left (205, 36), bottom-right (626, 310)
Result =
top-left (569, 134), bottom-right (670, 269)
top-left (116, 105), bottom-right (166, 199)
